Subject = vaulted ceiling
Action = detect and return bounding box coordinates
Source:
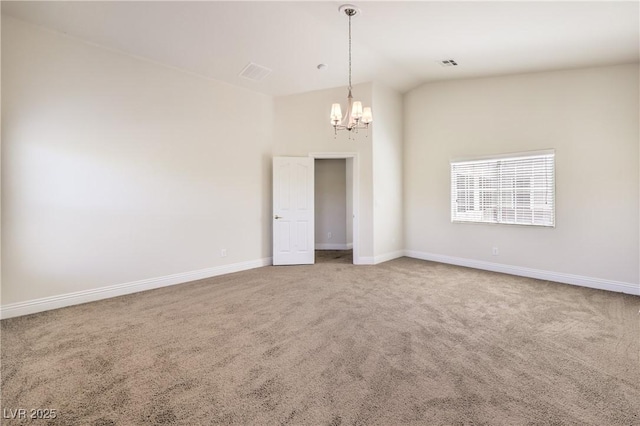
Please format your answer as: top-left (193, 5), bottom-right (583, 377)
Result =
top-left (2, 1), bottom-right (638, 96)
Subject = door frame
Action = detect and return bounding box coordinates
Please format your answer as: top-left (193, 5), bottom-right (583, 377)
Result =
top-left (308, 152), bottom-right (360, 264)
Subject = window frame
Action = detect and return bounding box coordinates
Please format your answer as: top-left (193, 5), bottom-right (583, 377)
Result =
top-left (450, 150), bottom-right (556, 228)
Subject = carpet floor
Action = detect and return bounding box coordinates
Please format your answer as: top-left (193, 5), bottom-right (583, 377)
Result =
top-left (1, 257), bottom-right (639, 425)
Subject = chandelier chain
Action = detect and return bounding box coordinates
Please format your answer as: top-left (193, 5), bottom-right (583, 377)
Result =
top-left (348, 13), bottom-right (352, 91)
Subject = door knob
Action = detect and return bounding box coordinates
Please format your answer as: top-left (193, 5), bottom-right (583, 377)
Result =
top-left (274, 215), bottom-right (283, 219)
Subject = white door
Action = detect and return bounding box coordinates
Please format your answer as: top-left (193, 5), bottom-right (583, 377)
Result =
top-left (273, 157), bottom-right (315, 265)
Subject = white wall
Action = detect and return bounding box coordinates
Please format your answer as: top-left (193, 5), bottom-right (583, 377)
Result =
top-left (404, 64), bottom-right (639, 288)
top-left (315, 159), bottom-right (347, 248)
top-left (274, 83), bottom-right (374, 262)
top-left (1, 17), bottom-right (274, 307)
top-left (372, 83), bottom-right (404, 261)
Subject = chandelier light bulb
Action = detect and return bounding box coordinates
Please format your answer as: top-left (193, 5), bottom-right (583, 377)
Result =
top-left (351, 101), bottom-right (363, 119)
top-left (362, 107), bottom-right (373, 124)
top-left (330, 103), bottom-right (343, 124)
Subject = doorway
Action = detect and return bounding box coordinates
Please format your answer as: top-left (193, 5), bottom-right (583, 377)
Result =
top-left (311, 153), bottom-right (358, 264)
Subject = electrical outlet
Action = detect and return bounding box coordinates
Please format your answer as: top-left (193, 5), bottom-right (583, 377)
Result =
top-left (328, 232), bottom-right (332, 239)
top-left (221, 249), bottom-right (227, 257)
top-left (492, 247), bottom-right (499, 256)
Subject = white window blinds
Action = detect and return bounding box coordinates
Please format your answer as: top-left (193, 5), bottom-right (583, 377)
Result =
top-left (451, 151), bottom-right (555, 227)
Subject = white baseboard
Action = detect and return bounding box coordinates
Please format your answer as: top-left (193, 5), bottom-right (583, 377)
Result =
top-left (404, 250), bottom-right (640, 296)
top-left (354, 256), bottom-right (375, 265)
top-left (0, 257), bottom-right (273, 320)
top-left (374, 250), bottom-right (404, 265)
top-left (315, 243), bottom-right (353, 250)
top-left (355, 251), bottom-right (403, 266)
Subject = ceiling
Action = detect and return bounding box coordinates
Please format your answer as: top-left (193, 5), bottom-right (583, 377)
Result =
top-left (2, 1), bottom-right (639, 96)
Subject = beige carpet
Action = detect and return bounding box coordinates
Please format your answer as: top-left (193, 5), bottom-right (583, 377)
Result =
top-left (315, 249), bottom-right (353, 264)
top-left (2, 257), bottom-right (639, 425)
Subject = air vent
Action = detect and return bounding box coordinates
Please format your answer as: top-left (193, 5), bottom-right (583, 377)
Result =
top-left (439, 59), bottom-right (458, 67)
top-left (239, 62), bottom-right (272, 81)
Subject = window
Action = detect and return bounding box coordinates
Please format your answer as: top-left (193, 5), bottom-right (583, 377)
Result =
top-left (451, 151), bottom-right (555, 227)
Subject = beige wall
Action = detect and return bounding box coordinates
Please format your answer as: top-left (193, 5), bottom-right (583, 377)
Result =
top-left (404, 64), bottom-right (639, 285)
top-left (372, 83), bottom-right (404, 260)
top-left (315, 159), bottom-right (347, 247)
top-left (1, 17), bottom-right (274, 305)
top-left (3, 16), bottom-right (638, 313)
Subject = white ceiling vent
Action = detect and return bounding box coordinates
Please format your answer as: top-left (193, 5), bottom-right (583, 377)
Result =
top-left (439, 59), bottom-right (458, 67)
top-left (239, 62), bottom-right (272, 81)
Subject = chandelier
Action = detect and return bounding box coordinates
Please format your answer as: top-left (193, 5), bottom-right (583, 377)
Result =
top-left (330, 4), bottom-right (373, 138)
